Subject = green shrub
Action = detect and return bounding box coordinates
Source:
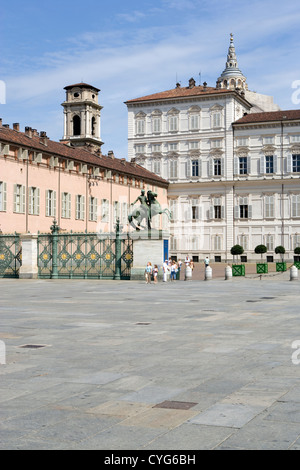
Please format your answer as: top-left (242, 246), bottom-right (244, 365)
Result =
top-left (231, 245), bottom-right (244, 256)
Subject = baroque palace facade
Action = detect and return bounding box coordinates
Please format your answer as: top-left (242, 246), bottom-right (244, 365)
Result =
top-left (0, 83), bottom-right (168, 236)
top-left (126, 35), bottom-right (300, 262)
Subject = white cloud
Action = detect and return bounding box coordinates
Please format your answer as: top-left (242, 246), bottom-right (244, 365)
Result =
top-left (117, 10), bottom-right (146, 23)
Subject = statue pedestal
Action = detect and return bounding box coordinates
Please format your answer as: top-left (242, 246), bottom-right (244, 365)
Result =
top-left (19, 234), bottom-right (38, 279)
top-left (130, 230), bottom-right (169, 281)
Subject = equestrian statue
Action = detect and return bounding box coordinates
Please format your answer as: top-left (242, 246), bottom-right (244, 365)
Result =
top-left (128, 190), bottom-right (172, 231)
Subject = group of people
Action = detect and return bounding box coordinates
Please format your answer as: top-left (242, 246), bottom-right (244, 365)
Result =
top-left (184, 255), bottom-right (210, 268)
top-left (145, 256), bottom-right (210, 284)
top-left (145, 258), bottom-right (183, 284)
top-left (144, 262), bottom-right (159, 284)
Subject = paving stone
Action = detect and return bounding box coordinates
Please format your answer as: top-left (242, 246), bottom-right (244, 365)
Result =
top-left (189, 403), bottom-right (262, 428)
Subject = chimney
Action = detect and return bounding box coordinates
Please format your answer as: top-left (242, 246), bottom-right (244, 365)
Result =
top-left (3, 124), bottom-right (9, 128)
top-left (40, 131), bottom-right (48, 146)
top-left (32, 129), bottom-right (39, 136)
top-left (176, 82), bottom-right (181, 88)
top-left (188, 78), bottom-right (196, 89)
top-left (13, 123), bottom-right (20, 131)
top-left (107, 150), bottom-right (114, 159)
top-left (25, 126), bottom-right (33, 138)
top-left (203, 81), bottom-right (207, 91)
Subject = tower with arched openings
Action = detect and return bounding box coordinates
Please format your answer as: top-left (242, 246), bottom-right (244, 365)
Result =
top-left (61, 82), bottom-right (104, 152)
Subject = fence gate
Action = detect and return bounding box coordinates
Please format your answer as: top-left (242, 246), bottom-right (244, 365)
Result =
top-left (0, 234), bottom-right (22, 278)
top-left (37, 222), bottom-right (133, 280)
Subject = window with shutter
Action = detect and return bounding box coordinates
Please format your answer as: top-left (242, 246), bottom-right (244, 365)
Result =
top-left (14, 184), bottom-right (25, 214)
top-left (292, 154), bottom-right (300, 173)
top-left (169, 200), bottom-right (178, 221)
top-left (192, 160), bottom-right (199, 177)
top-left (291, 195), bottom-right (300, 218)
top-left (0, 182), bottom-right (6, 211)
top-left (28, 187), bottom-right (40, 215)
top-left (136, 119), bottom-right (145, 135)
top-left (76, 195), bottom-right (85, 220)
top-left (62, 192), bottom-right (71, 219)
top-left (266, 234), bottom-right (274, 251)
top-left (265, 195), bottom-right (274, 218)
top-left (169, 115), bottom-right (178, 132)
top-left (292, 234), bottom-right (300, 250)
top-left (214, 158), bottom-right (222, 176)
top-left (190, 114), bottom-right (199, 130)
top-left (239, 157), bottom-right (248, 174)
top-left (212, 112), bottom-right (221, 128)
top-left (153, 160), bottom-right (161, 175)
top-left (89, 196), bottom-right (98, 222)
top-left (169, 160), bottom-right (178, 179)
top-left (265, 155), bottom-right (274, 174)
top-left (214, 235), bottom-right (222, 251)
top-left (152, 117), bottom-right (161, 133)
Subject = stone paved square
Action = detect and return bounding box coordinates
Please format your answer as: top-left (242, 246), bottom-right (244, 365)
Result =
top-left (0, 274), bottom-right (300, 450)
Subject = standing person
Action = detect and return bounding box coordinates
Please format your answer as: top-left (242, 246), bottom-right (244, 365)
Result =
top-left (204, 256), bottom-right (210, 267)
top-left (170, 260), bottom-right (177, 281)
top-left (190, 260), bottom-right (194, 271)
top-left (163, 260), bottom-right (169, 282)
top-left (153, 265), bottom-right (158, 284)
top-left (170, 260), bottom-right (174, 281)
top-left (145, 262), bottom-right (152, 284)
top-left (177, 259), bottom-right (182, 280)
top-left (185, 255), bottom-right (190, 266)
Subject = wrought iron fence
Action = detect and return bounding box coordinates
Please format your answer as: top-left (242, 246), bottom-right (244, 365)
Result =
top-left (37, 221), bottom-right (133, 279)
top-left (0, 233), bottom-right (22, 278)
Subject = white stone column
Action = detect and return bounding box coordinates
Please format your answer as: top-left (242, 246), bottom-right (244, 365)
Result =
top-left (19, 234), bottom-right (38, 279)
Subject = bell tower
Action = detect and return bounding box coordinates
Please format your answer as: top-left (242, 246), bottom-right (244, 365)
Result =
top-left (217, 34), bottom-right (248, 91)
top-left (61, 82), bottom-right (104, 151)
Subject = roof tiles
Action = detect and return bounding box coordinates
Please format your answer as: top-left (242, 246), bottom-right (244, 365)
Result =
top-left (234, 109), bottom-right (300, 125)
top-left (0, 125), bottom-right (168, 186)
top-left (125, 85), bottom-right (236, 104)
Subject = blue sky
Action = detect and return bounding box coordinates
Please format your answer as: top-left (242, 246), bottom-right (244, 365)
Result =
top-left (0, 0), bottom-right (300, 158)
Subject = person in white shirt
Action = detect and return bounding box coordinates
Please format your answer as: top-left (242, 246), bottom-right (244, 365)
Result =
top-left (185, 255), bottom-right (190, 266)
top-left (163, 260), bottom-right (169, 282)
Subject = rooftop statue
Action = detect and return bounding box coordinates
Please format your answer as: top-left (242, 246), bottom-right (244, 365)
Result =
top-left (128, 190), bottom-right (171, 231)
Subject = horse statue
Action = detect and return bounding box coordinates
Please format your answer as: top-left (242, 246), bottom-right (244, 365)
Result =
top-left (128, 190), bottom-right (172, 231)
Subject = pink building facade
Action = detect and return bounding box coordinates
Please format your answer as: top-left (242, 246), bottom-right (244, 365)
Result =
top-left (0, 122), bottom-right (168, 236)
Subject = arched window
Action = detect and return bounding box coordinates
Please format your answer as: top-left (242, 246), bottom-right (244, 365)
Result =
top-left (91, 117), bottom-right (96, 136)
top-left (73, 115), bottom-right (81, 136)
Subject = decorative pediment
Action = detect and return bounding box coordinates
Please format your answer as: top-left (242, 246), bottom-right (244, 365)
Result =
top-left (236, 147), bottom-right (248, 157)
top-left (209, 148), bottom-right (223, 156)
top-left (188, 149), bottom-right (200, 156)
top-left (188, 105), bottom-right (201, 113)
top-left (135, 111), bottom-right (146, 118)
top-left (152, 152), bottom-right (163, 158)
top-left (262, 145), bottom-right (276, 155)
top-left (167, 107), bottom-right (180, 115)
top-left (151, 109), bottom-right (162, 116)
top-left (290, 144), bottom-right (300, 153)
top-left (210, 104), bottom-right (224, 111)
